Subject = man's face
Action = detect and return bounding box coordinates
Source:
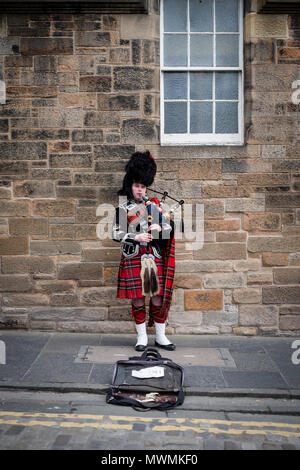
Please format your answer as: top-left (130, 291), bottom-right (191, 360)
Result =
top-left (131, 182), bottom-right (147, 201)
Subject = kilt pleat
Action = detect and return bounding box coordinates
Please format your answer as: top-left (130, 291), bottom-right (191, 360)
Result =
top-left (116, 246), bottom-right (164, 299)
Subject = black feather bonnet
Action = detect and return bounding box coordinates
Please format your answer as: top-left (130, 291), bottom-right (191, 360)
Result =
top-left (118, 150), bottom-right (157, 199)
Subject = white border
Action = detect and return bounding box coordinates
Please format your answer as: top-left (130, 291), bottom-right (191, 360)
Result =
top-left (160, 0), bottom-right (244, 146)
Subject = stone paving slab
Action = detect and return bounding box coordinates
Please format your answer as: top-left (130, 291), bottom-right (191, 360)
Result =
top-left (76, 345), bottom-right (236, 367)
top-left (0, 331), bottom-right (300, 397)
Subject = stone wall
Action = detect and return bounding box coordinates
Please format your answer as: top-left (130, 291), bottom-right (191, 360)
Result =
top-left (0, 0), bottom-right (299, 335)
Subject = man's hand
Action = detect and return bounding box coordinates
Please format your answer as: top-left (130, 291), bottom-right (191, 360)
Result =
top-left (148, 224), bottom-right (162, 232)
top-left (135, 233), bottom-right (153, 242)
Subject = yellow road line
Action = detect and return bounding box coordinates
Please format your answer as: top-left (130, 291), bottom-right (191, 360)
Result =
top-left (0, 418), bottom-right (132, 431)
top-left (0, 411), bottom-right (299, 431)
top-left (1, 417), bottom-right (299, 439)
top-left (152, 425), bottom-right (300, 439)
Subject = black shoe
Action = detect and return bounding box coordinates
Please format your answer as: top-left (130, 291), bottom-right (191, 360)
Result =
top-left (155, 341), bottom-right (176, 351)
top-left (135, 344), bottom-right (147, 352)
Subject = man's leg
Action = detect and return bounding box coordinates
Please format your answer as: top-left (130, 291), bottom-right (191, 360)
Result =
top-left (132, 297), bottom-right (147, 351)
top-left (150, 296), bottom-right (175, 351)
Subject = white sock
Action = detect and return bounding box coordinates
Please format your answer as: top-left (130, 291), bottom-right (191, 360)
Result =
top-left (155, 321), bottom-right (172, 345)
top-left (135, 322), bottom-right (148, 347)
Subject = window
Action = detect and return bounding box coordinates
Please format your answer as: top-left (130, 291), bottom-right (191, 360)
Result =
top-left (160, 0), bottom-right (244, 146)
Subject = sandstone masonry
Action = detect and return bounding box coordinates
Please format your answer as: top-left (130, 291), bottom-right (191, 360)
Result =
top-left (0, 1), bottom-right (299, 336)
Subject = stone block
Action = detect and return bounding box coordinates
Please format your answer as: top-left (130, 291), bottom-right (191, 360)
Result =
top-left (245, 13), bottom-right (288, 40)
top-left (242, 213), bottom-right (281, 231)
top-left (0, 236), bottom-right (28, 254)
top-left (0, 199), bottom-right (29, 216)
top-left (56, 186), bottom-right (97, 199)
top-left (81, 287), bottom-right (124, 306)
top-left (0, 275), bottom-right (31, 292)
top-left (6, 85), bottom-right (58, 98)
top-left (239, 304), bottom-right (278, 326)
top-left (93, 144), bottom-right (135, 159)
top-left (33, 199), bottom-right (75, 217)
top-left (262, 253), bottom-right (288, 267)
top-left (2, 256), bottom-right (55, 274)
top-left (194, 243), bottom-right (247, 260)
top-left (21, 38), bottom-right (73, 55)
top-left (174, 274), bottom-right (202, 289)
top-left (280, 305), bottom-right (300, 315)
top-left (0, 37), bottom-right (20, 54)
top-left (59, 93), bottom-right (96, 108)
top-left (104, 266), bottom-right (119, 285)
top-left (12, 129), bottom-right (69, 140)
top-left (233, 259), bottom-right (261, 272)
top-left (71, 129), bottom-right (104, 143)
top-left (232, 326), bottom-right (258, 336)
top-left (203, 273), bottom-right (245, 289)
top-left (75, 31), bottom-right (113, 47)
top-left (30, 306), bottom-right (107, 322)
top-left (9, 217), bottom-right (48, 236)
top-left (80, 76), bottom-right (111, 92)
top-left (114, 67), bottom-right (156, 91)
top-left (35, 279), bottom-right (75, 293)
top-left (0, 161), bottom-right (27, 177)
top-left (263, 286), bottom-right (300, 304)
top-left (2, 293), bottom-right (49, 307)
top-left (122, 118), bottom-right (158, 144)
top-left (50, 153), bottom-right (92, 168)
top-left (205, 219), bottom-right (240, 232)
top-left (97, 93), bottom-right (140, 111)
top-left (39, 107), bottom-right (83, 128)
top-left (48, 141), bottom-right (70, 153)
top-left (248, 236), bottom-right (300, 253)
top-left (50, 293), bottom-right (79, 306)
top-left (216, 232), bottom-right (247, 242)
top-left (273, 268), bottom-right (300, 284)
top-left (82, 248), bottom-right (121, 262)
top-left (179, 160), bottom-right (222, 180)
top-left (50, 224), bottom-right (97, 240)
top-left (266, 194), bottom-right (300, 208)
top-left (120, 14), bottom-right (159, 39)
top-left (232, 289), bottom-right (261, 304)
top-left (84, 111), bottom-right (120, 127)
top-left (13, 180), bottom-right (55, 198)
top-left (247, 272), bottom-right (273, 285)
top-left (0, 141), bottom-right (47, 159)
top-left (58, 263), bottom-right (103, 280)
top-left (279, 315), bottom-right (300, 331)
top-left (184, 290), bottom-right (223, 311)
top-left (225, 198), bottom-right (265, 213)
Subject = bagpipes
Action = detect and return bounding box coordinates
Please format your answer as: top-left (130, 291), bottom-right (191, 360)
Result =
top-left (139, 189), bottom-right (184, 297)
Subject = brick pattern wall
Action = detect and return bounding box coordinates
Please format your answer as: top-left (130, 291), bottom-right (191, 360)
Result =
top-left (0, 1), bottom-right (299, 335)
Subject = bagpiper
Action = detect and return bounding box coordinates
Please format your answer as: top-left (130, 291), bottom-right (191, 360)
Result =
top-left (112, 150), bottom-right (176, 351)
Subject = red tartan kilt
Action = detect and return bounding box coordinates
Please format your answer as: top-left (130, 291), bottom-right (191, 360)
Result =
top-left (116, 246), bottom-right (164, 299)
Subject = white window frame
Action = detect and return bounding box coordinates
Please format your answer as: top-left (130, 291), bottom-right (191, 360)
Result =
top-left (160, 0), bottom-right (244, 146)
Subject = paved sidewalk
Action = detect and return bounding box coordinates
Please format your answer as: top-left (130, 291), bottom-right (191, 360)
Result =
top-left (0, 330), bottom-right (300, 399)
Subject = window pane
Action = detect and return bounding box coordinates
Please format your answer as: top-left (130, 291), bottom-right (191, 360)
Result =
top-left (215, 0), bottom-right (239, 32)
top-left (216, 35), bottom-right (239, 66)
top-left (165, 102), bottom-right (187, 134)
top-left (190, 35), bottom-right (213, 66)
top-left (164, 34), bottom-right (188, 66)
top-left (164, 0), bottom-right (187, 32)
top-left (190, 102), bottom-right (212, 133)
top-left (190, 0), bottom-right (213, 33)
top-left (164, 73), bottom-right (187, 100)
top-left (216, 102), bottom-right (238, 133)
top-left (215, 72), bottom-right (238, 100)
top-left (190, 72), bottom-right (212, 100)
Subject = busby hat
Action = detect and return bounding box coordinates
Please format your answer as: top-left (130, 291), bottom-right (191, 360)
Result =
top-left (118, 150), bottom-right (156, 199)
